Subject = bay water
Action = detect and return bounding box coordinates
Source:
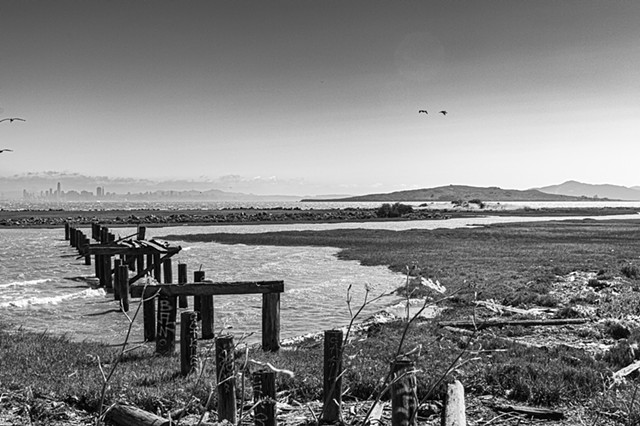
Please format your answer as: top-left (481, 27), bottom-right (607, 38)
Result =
top-left (1, 209), bottom-right (639, 347)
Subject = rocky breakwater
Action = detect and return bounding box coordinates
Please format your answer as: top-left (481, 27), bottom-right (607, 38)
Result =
top-left (0, 207), bottom-right (451, 227)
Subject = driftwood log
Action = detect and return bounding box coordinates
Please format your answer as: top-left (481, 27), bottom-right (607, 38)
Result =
top-left (105, 404), bottom-right (170, 426)
top-left (438, 318), bottom-right (589, 330)
top-left (486, 403), bottom-right (564, 420)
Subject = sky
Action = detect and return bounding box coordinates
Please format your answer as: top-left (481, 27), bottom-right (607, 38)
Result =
top-left (1, 0), bottom-right (639, 196)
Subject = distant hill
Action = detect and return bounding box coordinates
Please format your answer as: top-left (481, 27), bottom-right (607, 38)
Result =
top-left (536, 180), bottom-right (640, 201)
top-left (304, 185), bottom-right (598, 202)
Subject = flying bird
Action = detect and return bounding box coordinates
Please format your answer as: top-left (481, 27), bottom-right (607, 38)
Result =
top-left (0, 149), bottom-right (14, 153)
top-left (0, 118), bottom-right (26, 123)
top-left (439, 111), bottom-right (448, 116)
top-left (418, 110), bottom-right (428, 114)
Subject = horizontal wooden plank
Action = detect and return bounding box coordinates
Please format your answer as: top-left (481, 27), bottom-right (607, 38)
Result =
top-left (438, 318), bottom-right (589, 329)
top-left (130, 280), bottom-right (284, 297)
top-left (83, 245), bottom-right (181, 256)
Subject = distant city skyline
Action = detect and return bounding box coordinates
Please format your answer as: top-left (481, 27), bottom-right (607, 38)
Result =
top-left (1, 1), bottom-right (639, 195)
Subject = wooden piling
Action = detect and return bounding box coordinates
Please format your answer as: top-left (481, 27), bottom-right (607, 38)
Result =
top-left (137, 226), bottom-right (146, 240)
top-left (64, 222), bottom-right (70, 240)
top-left (391, 358), bottom-right (417, 426)
top-left (113, 259), bottom-right (122, 301)
top-left (321, 329), bottom-right (343, 423)
top-left (177, 263), bottom-right (188, 308)
top-left (442, 380), bottom-right (466, 426)
top-left (253, 370), bottom-right (277, 426)
top-left (102, 255), bottom-right (113, 291)
top-left (193, 270), bottom-right (204, 320)
top-left (180, 311), bottom-right (198, 376)
top-left (163, 259), bottom-right (173, 284)
top-left (143, 296), bottom-right (156, 342)
top-left (82, 236), bottom-right (91, 265)
top-left (262, 293), bottom-right (280, 352)
top-left (153, 253), bottom-right (161, 282)
top-left (216, 335), bottom-right (237, 424)
top-left (156, 292), bottom-right (177, 355)
top-left (118, 265), bottom-right (130, 312)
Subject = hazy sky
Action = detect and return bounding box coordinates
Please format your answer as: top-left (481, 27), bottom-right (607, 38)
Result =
top-left (1, 1), bottom-right (639, 195)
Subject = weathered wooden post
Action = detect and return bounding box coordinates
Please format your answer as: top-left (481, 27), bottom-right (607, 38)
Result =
top-left (177, 263), bottom-right (188, 308)
top-left (153, 253), bottom-right (162, 282)
top-left (82, 235), bottom-right (91, 266)
top-left (253, 370), bottom-right (277, 426)
top-left (113, 258), bottom-right (122, 300)
top-left (136, 226), bottom-right (146, 273)
top-left (180, 311), bottom-right (199, 376)
top-left (143, 296), bottom-right (156, 342)
top-left (193, 270), bottom-right (204, 321)
top-left (216, 335), bottom-right (236, 424)
top-left (136, 253), bottom-right (145, 275)
top-left (102, 255), bottom-right (113, 291)
top-left (64, 222), bottom-right (70, 240)
top-left (391, 358), bottom-right (417, 426)
top-left (163, 258), bottom-right (173, 284)
top-left (321, 329), bottom-right (343, 423)
top-left (156, 292), bottom-right (177, 355)
top-left (69, 226), bottom-right (75, 246)
top-left (442, 380), bottom-right (466, 426)
top-left (118, 265), bottom-right (130, 312)
top-left (156, 258), bottom-right (177, 355)
top-left (262, 293), bottom-right (280, 352)
top-left (201, 289), bottom-right (214, 340)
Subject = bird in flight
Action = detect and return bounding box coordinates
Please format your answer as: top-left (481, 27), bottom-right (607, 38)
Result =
top-left (439, 111), bottom-right (448, 116)
top-left (0, 118), bottom-right (26, 123)
top-left (0, 149), bottom-right (14, 153)
top-left (418, 110), bottom-right (428, 114)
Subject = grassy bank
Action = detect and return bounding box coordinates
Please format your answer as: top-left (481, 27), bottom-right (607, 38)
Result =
top-left (3, 218), bottom-right (640, 424)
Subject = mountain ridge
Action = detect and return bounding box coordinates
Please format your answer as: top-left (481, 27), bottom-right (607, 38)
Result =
top-left (303, 184), bottom-right (603, 202)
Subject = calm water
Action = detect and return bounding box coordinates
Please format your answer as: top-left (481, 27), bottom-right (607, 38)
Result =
top-left (1, 208), bottom-right (639, 347)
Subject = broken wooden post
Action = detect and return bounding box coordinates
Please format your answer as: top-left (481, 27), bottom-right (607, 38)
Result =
top-left (193, 270), bottom-right (204, 320)
top-left (136, 253), bottom-right (145, 275)
top-left (82, 235), bottom-right (91, 266)
top-left (180, 311), bottom-right (199, 376)
top-left (118, 265), bottom-right (130, 312)
top-left (163, 258), bottom-right (173, 284)
top-left (253, 370), bottom-right (276, 426)
top-left (137, 225), bottom-right (146, 240)
top-left (262, 293), bottom-right (280, 352)
top-left (216, 335), bottom-right (237, 424)
top-left (321, 329), bottom-right (343, 423)
top-left (391, 358), bottom-right (417, 426)
top-left (153, 253), bottom-right (162, 282)
top-left (156, 293), bottom-right (177, 355)
top-left (201, 291), bottom-right (214, 340)
top-left (177, 263), bottom-right (188, 308)
top-left (156, 258), bottom-right (177, 355)
top-left (113, 259), bottom-right (122, 301)
top-left (143, 296), bottom-right (156, 342)
top-left (442, 380), bottom-right (466, 426)
top-left (102, 255), bottom-right (113, 292)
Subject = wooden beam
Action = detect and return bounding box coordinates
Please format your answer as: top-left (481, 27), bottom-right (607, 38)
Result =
top-left (83, 245), bottom-right (181, 256)
top-left (438, 318), bottom-right (589, 330)
top-left (130, 280), bottom-right (284, 297)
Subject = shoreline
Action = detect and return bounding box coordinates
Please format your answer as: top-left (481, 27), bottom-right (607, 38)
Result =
top-left (0, 206), bottom-right (638, 228)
